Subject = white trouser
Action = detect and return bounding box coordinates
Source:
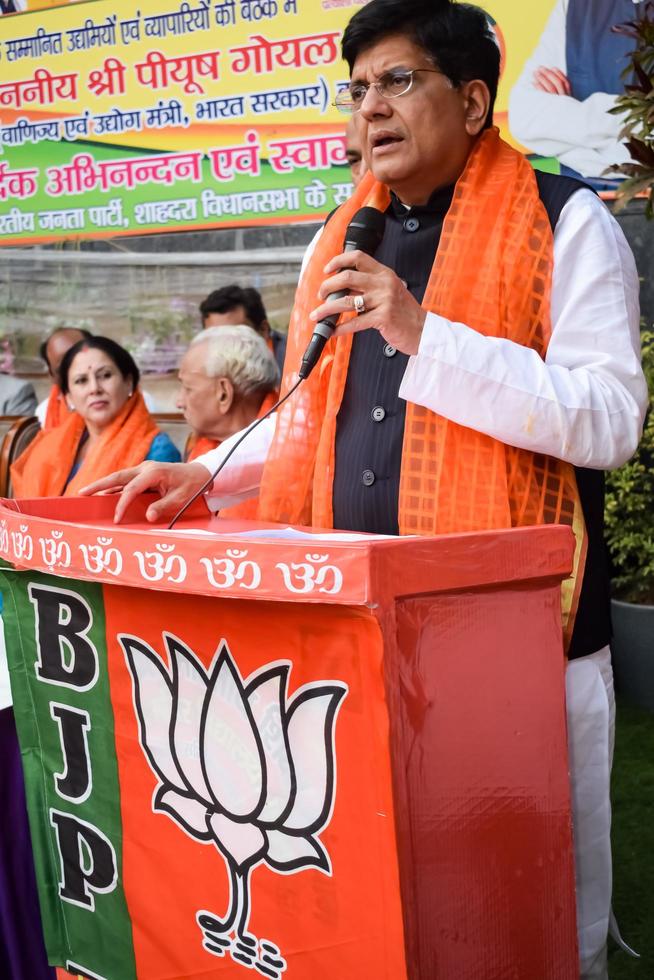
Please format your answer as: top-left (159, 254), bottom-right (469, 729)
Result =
top-left (566, 646), bottom-right (614, 980)
top-left (0, 614), bottom-right (11, 710)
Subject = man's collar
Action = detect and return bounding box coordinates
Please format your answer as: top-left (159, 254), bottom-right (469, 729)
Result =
top-left (389, 183), bottom-right (455, 217)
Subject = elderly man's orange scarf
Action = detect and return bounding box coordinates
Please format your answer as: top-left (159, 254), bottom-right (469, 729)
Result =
top-left (187, 390), bottom-right (279, 519)
top-left (186, 434), bottom-right (220, 462)
top-left (259, 128), bottom-right (586, 644)
top-left (43, 385), bottom-right (70, 430)
top-left (11, 391), bottom-right (158, 498)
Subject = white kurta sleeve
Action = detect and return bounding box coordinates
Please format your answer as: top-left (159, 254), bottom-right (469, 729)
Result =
top-left (399, 190), bottom-right (647, 469)
top-left (196, 414), bottom-right (277, 511)
top-left (508, 0), bottom-right (630, 179)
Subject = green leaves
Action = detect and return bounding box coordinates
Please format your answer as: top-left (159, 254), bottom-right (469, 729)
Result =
top-left (608, 1), bottom-right (654, 216)
top-left (605, 328), bottom-right (654, 603)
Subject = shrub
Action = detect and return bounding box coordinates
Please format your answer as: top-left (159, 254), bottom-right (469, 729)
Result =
top-left (605, 328), bottom-right (654, 602)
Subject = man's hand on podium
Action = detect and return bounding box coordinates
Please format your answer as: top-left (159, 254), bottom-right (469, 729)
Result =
top-left (79, 462), bottom-right (211, 524)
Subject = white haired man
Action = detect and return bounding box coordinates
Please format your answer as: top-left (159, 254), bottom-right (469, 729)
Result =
top-left (178, 325), bottom-right (279, 463)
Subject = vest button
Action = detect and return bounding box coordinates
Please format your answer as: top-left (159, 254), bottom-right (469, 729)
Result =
top-left (371, 405), bottom-right (386, 422)
top-left (361, 469), bottom-right (376, 487)
top-left (383, 343), bottom-right (397, 358)
top-left (404, 216), bottom-right (420, 232)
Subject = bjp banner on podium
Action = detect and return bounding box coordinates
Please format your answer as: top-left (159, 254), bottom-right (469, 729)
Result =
top-left (1, 568), bottom-right (407, 979)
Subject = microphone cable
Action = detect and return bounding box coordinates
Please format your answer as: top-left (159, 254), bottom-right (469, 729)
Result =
top-left (167, 378), bottom-right (302, 530)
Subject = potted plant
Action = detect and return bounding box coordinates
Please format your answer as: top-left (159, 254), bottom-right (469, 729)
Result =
top-left (602, 2), bottom-right (654, 708)
top-left (605, 327), bottom-right (654, 709)
top-left (606, 0), bottom-right (654, 215)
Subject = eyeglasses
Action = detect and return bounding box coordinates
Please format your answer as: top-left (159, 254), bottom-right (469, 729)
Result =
top-left (334, 67), bottom-right (445, 114)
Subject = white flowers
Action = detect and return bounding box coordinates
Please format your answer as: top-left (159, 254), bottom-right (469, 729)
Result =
top-left (120, 631), bottom-right (348, 974)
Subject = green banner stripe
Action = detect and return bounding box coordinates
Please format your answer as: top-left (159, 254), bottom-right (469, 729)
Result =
top-left (0, 568), bottom-right (136, 980)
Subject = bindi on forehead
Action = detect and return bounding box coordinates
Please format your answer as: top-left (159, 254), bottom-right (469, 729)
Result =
top-left (71, 354), bottom-right (113, 374)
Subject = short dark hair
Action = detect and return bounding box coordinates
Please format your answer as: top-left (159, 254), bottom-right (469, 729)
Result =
top-left (59, 336), bottom-right (140, 395)
top-left (341, 0), bottom-right (500, 128)
top-left (39, 327), bottom-right (93, 370)
top-left (199, 285), bottom-right (268, 332)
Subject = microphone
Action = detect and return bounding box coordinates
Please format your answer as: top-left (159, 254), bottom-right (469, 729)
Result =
top-left (298, 206), bottom-right (386, 379)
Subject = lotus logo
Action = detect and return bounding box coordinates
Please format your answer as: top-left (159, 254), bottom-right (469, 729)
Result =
top-left (120, 632), bottom-right (348, 977)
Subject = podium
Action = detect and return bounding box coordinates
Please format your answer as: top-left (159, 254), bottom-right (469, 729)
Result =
top-left (0, 495), bottom-right (579, 980)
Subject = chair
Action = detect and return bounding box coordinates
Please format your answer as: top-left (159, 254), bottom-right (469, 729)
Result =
top-left (0, 416), bottom-right (41, 498)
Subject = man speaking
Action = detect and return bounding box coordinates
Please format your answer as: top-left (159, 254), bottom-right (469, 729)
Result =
top-left (84, 2), bottom-right (647, 976)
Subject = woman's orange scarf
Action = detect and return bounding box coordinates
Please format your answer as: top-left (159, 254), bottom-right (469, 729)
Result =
top-left (259, 128), bottom-right (586, 644)
top-left (11, 391), bottom-right (158, 498)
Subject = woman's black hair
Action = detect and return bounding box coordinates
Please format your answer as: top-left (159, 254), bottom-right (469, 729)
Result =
top-left (341, 0), bottom-right (500, 128)
top-left (59, 336), bottom-right (140, 395)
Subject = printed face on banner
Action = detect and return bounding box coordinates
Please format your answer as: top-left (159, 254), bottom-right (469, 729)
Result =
top-left (121, 631), bottom-right (347, 977)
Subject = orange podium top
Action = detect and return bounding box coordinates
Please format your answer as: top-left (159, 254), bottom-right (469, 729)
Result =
top-left (0, 493), bottom-right (575, 607)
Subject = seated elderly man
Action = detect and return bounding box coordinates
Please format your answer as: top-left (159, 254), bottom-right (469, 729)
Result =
top-left (179, 325), bottom-right (279, 464)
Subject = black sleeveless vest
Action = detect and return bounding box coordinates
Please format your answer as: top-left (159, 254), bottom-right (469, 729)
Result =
top-left (331, 171), bottom-right (610, 660)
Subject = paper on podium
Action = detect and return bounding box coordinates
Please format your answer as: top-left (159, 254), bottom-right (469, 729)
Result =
top-left (175, 525), bottom-right (400, 541)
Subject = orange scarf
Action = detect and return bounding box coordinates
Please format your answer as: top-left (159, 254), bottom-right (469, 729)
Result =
top-left (11, 391), bottom-right (158, 498)
top-left (186, 435), bottom-right (221, 462)
top-left (42, 385), bottom-right (70, 431)
top-left (259, 129), bottom-right (585, 644)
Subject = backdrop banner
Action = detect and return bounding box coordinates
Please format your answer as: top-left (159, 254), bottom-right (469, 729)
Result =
top-left (0, 0), bottom-right (565, 245)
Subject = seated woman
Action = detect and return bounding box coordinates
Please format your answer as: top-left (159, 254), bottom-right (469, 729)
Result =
top-left (11, 336), bottom-right (180, 496)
